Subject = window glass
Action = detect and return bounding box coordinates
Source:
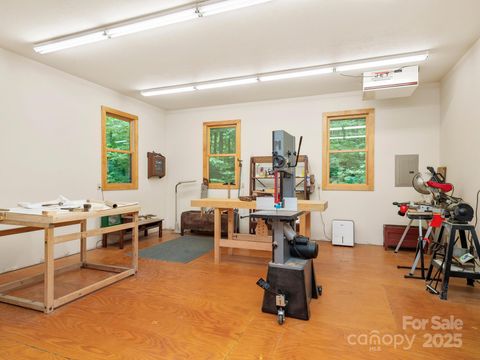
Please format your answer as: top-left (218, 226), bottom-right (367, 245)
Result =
top-left (106, 116), bottom-right (130, 151)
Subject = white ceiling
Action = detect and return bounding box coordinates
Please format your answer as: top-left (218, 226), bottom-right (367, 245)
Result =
top-left (1, 0), bottom-right (480, 110)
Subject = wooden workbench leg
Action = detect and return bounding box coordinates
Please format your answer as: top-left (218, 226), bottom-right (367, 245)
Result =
top-left (227, 209), bottom-right (234, 256)
top-left (299, 212), bottom-right (312, 238)
top-left (44, 226), bottom-right (55, 314)
top-left (299, 214), bottom-right (306, 236)
top-left (305, 212), bottom-right (311, 238)
top-left (214, 208), bottom-right (221, 264)
top-left (80, 220), bottom-right (87, 265)
top-left (132, 213), bottom-right (139, 272)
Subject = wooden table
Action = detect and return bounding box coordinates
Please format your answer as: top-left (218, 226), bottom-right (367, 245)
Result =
top-left (0, 204), bottom-right (140, 313)
top-left (190, 198), bottom-right (328, 264)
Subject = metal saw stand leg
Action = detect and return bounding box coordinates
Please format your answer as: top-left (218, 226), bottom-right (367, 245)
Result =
top-left (397, 220), bottom-right (430, 279)
top-left (395, 218), bottom-right (414, 253)
top-left (404, 225), bottom-right (433, 279)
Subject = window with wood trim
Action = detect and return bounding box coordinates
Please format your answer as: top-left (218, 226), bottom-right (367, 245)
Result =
top-left (203, 120), bottom-right (241, 189)
top-left (322, 109), bottom-right (374, 191)
top-left (101, 106), bottom-right (138, 191)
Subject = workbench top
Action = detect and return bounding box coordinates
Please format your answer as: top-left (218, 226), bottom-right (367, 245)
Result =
top-left (0, 204), bottom-right (141, 227)
top-left (191, 198), bottom-right (328, 212)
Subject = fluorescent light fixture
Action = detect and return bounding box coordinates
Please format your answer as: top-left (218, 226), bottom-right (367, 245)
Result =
top-left (33, 0), bottom-right (273, 54)
top-left (107, 9), bottom-right (198, 38)
top-left (140, 51), bottom-right (429, 96)
top-left (259, 67), bottom-right (333, 82)
top-left (33, 31), bottom-right (107, 54)
top-left (141, 86), bottom-right (196, 96)
top-left (336, 53), bottom-right (428, 72)
top-left (196, 77), bottom-right (258, 90)
top-left (200, 0), bottom-right (273, 16)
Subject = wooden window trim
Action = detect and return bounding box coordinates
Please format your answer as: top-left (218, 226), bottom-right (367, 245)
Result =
top-left (101, 106), bottom-right (138, 191)
top-left (203, 120), bottom-right (241, 189)
top-left (322, 108), bottom-right (375, 191)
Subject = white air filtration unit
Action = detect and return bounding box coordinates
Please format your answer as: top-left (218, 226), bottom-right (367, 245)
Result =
top-left (363, 65), bottom-right (418, 100)
top-left (332, 220), bottom-right (355, 247)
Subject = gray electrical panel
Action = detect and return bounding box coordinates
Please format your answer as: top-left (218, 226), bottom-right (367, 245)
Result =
top-left (395, 154), bottom-right (419, 187)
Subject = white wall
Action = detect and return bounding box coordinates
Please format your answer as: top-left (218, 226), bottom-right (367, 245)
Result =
top-left (0, 43), bottom-right (445, 275)
top-left (0, 48), bottom-right (167, 272)
top-left (164, 85), bottom-right (441, 245)
top-left (440, 38), bottom-right (480, 211)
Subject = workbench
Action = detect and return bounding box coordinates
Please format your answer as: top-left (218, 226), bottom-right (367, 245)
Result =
top-left (0, 203), bottom-right (140, 313)
top-left (190, 198), bottom-right (328, 264)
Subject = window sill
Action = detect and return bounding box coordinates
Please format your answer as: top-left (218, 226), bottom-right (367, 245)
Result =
top-left (208, 183), bottom-right (239, 190)
top-left (322, 183), bottom-right (374, 191)
top-left (102, 183), bottom-right (138, 191)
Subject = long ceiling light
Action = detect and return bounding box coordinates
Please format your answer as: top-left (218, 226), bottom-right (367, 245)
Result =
top-left (33, 31), bottom-right (108, 55)
top-left (259, 67), bottom-right (334, 82)
top-left (140, 67), bottom-right (334, 96)
top-left (336, 53), bottom-right (429, 72)
top-left (196, 77), bottom-right (258, 90)
top-left (107, 9), bottom-right (199, 38)
top-left (200, 0), bottom-right (271, 16)
top-left (141, 86), bottom-right (196, 96)
top-left (33, 0), bottom-right (273, 54)
top-left (140, 52), bottom-right (428, 96)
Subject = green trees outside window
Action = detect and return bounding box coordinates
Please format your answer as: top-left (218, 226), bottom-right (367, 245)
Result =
top-left (102, 106), bottom-right (138, 190)
top-left (329, 118), bottom-right (367, 185)
top-left (323, 109), bottom-right (374, 191)
top-left (203, 121), bottom-right (240, 189)
top-left (106, 116), bottom-right (132, 184)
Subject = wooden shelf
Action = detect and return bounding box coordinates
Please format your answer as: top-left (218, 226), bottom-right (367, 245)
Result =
top-left (249, 155), bottom-right (312, 234)
top-left (254, 176), bottom-right (305, 179)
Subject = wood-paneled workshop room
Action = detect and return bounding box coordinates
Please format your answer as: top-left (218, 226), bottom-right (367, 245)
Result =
top-left (1, 0), bottom-right (480, 359)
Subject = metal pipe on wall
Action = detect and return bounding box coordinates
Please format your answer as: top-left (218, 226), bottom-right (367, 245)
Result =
top-left (175, 180), bottom-right (197, 233)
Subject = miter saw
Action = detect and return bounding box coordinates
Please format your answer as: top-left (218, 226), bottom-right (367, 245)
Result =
top-left (392, 167), bottom-right (474, 279)
top-left (409, 166), bottom-right (473, 223)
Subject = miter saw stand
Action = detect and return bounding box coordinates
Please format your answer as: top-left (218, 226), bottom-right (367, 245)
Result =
top-left (394, 205), bottom-right (434, 253)
top-left (393, 203), bottom-right (445, 279)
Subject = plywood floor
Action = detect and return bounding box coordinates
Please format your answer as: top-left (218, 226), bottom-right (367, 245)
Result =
top-left (0, 231), bottom-right (479, 360)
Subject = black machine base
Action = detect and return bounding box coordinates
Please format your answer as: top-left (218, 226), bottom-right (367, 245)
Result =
top-left (261, 258), bottom-right (320, 321)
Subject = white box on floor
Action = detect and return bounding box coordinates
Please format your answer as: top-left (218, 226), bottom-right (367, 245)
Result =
top-left (332, 220), bottom-right (355, 247)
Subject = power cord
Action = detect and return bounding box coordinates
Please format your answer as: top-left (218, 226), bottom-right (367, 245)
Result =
top-left (319, 210), bottom-right (331, 241)
top-left (317, 190), bottom-right (331, 241)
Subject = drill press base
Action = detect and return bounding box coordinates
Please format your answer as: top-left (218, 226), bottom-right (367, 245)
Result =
top-left (261, 258), bottom-right (320, 320)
